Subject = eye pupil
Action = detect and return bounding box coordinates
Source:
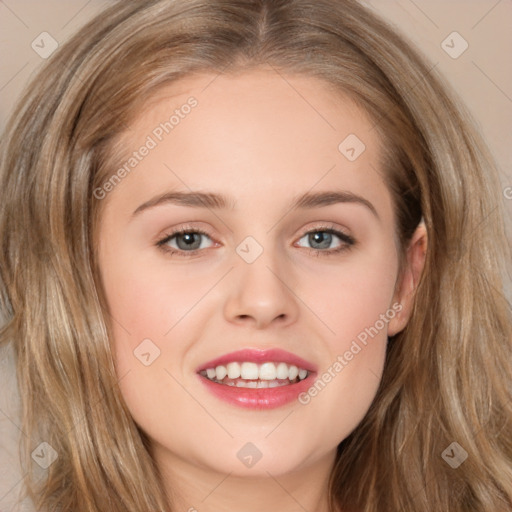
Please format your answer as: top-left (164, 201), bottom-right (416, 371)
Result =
top-left (310, 231), bottom-right (332, 249)
top-left (177, 233), bottom-right (201, 250)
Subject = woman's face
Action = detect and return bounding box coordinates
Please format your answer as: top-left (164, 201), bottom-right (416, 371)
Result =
top-left (97, 68), bottom-right (412, 481)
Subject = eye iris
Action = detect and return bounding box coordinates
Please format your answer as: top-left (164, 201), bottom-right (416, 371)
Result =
top-left (176, 232), bottom-right (202, 250)
top-left (310, 231), bottom-right (332, 249)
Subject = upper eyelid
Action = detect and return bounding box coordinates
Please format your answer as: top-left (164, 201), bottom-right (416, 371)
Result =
top-left (157, 226), bottom-right (214, 246)
top-left (158, 223), bottom-right (352, 241)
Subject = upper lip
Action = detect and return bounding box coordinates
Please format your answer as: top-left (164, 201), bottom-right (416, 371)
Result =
top-left (196, 348), bottom-right (318, 373)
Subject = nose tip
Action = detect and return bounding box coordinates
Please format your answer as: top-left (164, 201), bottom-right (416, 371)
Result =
top-left (223, 262), bottom-right (299, 329)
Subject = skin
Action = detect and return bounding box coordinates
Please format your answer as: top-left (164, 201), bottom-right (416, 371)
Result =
top-left (97, 67), bottom-right (426, 512)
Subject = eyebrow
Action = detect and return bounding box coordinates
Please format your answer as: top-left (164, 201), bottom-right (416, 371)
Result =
top-left (132, 189), bottom-right (379, 219)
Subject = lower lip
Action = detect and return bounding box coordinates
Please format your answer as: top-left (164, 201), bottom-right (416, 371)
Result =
top-left (197, 373), bottom-right (316, 409)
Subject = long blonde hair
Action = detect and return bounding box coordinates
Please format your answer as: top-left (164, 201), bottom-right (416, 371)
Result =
top-left (0, 1), bottom-right (510, 511)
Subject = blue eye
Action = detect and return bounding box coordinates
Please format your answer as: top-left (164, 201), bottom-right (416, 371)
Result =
top-left (296, 228), bottom-right (355, 255)
top-left (157, 228), bottom-right (214, 254)
top-left (156, 225), bottom-right (355, 258)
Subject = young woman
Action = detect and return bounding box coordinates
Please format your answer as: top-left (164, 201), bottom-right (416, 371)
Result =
top-left (0, 1), bottom-right (510, 511)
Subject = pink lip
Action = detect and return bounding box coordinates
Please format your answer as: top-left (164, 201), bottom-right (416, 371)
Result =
top-left (195, 348), bottom-right (317, 410)
top-left (197, 372), bottom-right (316, 409)
top-left (195, 348), bottom-right (317, 373)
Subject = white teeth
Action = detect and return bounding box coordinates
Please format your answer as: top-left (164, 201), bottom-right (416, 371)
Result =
top-left (259, 362), bottom-right (277, 380)
top-left (227, 362), bottom-right (241, 379)
top-left (276, 362), bottom-right (289, 379)
top-left (215, 365), bottom-right (227, 380)
top-left (202, 361), bottom-right (310, 384)
top-left (240, 362), bottom-right (259, 380)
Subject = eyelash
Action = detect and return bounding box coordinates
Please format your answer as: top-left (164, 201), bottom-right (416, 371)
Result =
top-left (156, 224), bottom-right (356, 258)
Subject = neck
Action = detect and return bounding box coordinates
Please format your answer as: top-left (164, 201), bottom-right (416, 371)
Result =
top-left (154, 446), bottom-right (338, 512)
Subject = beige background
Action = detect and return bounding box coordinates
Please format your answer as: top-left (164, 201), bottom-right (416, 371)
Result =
top-left (0, 2), bottom-right (510, 510)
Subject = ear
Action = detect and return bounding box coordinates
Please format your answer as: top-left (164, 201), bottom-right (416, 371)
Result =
top-left (387, 220), bottom-right (427, 337)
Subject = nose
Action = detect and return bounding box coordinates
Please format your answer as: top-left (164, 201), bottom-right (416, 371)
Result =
top-left (223, 250), bottom-right (300, 329)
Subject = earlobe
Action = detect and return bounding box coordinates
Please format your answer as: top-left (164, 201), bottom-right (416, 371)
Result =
top-left (387, 220), bottom-right (427, 337)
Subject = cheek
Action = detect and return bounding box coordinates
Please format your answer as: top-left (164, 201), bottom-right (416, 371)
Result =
top-left (100, 251), bottom-right (210, 345)
top-left (99, 254), bottom-right (210, 440)
top-left (294, 244), bottom-right (397, 437)
top-left (99, 249), bottom-right (223, 412)
top-left (302, 241), bottom-right (399, 344)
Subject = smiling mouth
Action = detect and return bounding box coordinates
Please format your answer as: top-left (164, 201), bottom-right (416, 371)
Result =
top-left (198, 361), bottom-right (309, 388)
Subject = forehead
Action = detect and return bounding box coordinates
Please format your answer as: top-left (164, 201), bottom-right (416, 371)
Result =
top-left (125, 68), bottom-right (377, 147)
top-left (103, 68), bottom-right (388, 217)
